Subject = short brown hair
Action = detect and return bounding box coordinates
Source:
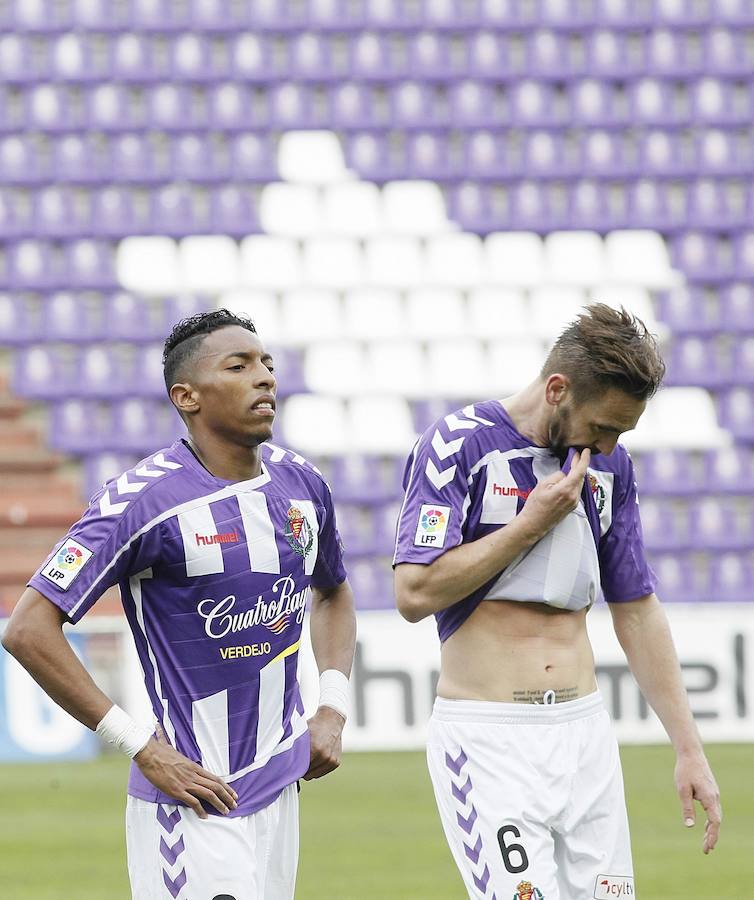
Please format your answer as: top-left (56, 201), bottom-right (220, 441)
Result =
top-left (541, 303), bottom-right (665, 402)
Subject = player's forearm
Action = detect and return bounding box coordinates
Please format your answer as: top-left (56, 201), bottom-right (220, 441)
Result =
top-left (2, 588), bottom-right (114, 731)
top-left (394, 514), bottom-right (542, 622)
top-left (309, 579), bottom-right (356, 677)
top-left (611, 594), bottom-right (704, 756)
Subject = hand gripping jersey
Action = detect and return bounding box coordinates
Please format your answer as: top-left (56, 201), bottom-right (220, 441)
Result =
top-left (393, 401), bottom-right (656, 642)
top-left (30, 439), bottom-right (346, 816)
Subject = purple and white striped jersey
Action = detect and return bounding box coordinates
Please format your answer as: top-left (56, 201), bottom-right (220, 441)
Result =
top-left (393, 400), bottom-right (656, 643)
top-left (29, 439), bottom-right (346, 816)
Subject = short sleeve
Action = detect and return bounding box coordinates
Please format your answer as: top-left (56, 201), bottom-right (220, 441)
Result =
top-left (393, 431), bottom-right (469, 567)
top-left (310, 482), bottom-right (347, 590)
top-left (599, 452), bottom-right (657, 603)
top-left (28, 485), bottom-right (160, 623)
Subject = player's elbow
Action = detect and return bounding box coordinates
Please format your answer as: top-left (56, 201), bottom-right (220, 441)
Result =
top-left (1, 616), bottom-right (30, 659)
top-left (394, 567), bottom-right (431, 623)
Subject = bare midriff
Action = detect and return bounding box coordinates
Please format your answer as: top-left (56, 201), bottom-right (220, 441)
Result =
top-left (437, 599), bottom-right (597, 703)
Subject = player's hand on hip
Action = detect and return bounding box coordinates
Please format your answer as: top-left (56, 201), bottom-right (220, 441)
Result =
top-left (519, 449), bottom-right (591, 540)
top-left (674, 751), bottom-right (722, 853)
top-left (303, 706), bottom-right (344, 781)
top-left (134, 724), bottom-right (238, 819)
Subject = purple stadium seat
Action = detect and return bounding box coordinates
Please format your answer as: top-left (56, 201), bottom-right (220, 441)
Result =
top-left (210, 186), bottom-right (260, 236)
top-left (289, 32), bottom-right (335, 80)
top-left (692, 77), bottom-right (748, 125)
top-left (510, 80), bottom-right (561, 126)
top-left (407, 31), bottom-right (453, 78)
top-left (228, 133), bottom-right (276, 181)
top-left (54, 134), bottom-right (109, 184)
top-left (702, 28), bottom-right (748, 76)
top-left (129, 0), bottom-right (189, 31)
top-left (569, 80), bottom-right (626, 126)
top-left (43, 292), bottom-right (101, 343)
top-left (329, 455), bottom-right (403, 504)
top-left (90, 186), bottom-right (149, 238)
top-left (48, 33), bottom-right (101, 82)
top-left (639, 130), bottom-right (692, 176)
top-left (694, 129), bottom-right (749, 175)
top-left (704, 447), bottom-right (754, 494)
top-left (33, 186), bottom-right (90, 238)
top-left (579, 130), bottom-right (631, 177)
top-left (721, 282), bottom-right (754, 332)
top-left (350, 32), bottom-right (399, 80)
top-left (334, 505), bottom-right (374, 557)
top-left (585, 30), bottom-right (641, 78)
top-left (510, 180), bottom-right (562, 232)
top-left (190, 0), bottom-right (247, 31)
top-left (645, 28), bottom-right (698, 77)
top-left (172, 134), bottom-right (229, 182)
top-left (669, 231), bottom-right (727, 282)
top-left (639, 498), bottom-right (689, 552)
top-left (654, 0), bottom-right (713, 26)
top-left (0, 136), bottom-right (49, 184)
top-left (5, 240), bottom-right (60, 289)
top-left (734, 231), bottom-right (754, 278)
top-left (247, 0), bottom-right (308, 30)
top-left (0, 189), bottom-right (32, 238)
top-left (526, 30), bottom-right (570, 76)
top-left (25, 84), bottom-right (78, 131)
top-left (0, 34), bottom-right (35, 83)
top-left (13, 345), bottom-right (69, 399)
top-left (83, 452), bottom-right (141, 500)
top-left (708, 553), bottom-right (754, 603)
top-left (148, 84), bottom-right (202, 131)
top-left (50, 400), bottom-right (112, 453)
top-left (308, 0), bottom-right (356, 30)
top-left (87, 83), bottom-right (144, 131)
top-left (74, 0), bottom-right (129, 31)
top-left (129, 344), bottom-right (167, 397)
top-left (270, 83), bottom-right (318, 127)
top-left (715, 0), bottom-right (754, 24)
top-left (717, 387), bottom-right (754, 442)
top-left (390, 81), bottom-right (445, 128)
top-left (111, 133), bottom-right (169, 183)
top-left (628, 78), bottom-right (678, 125)
top-left (344, 132), bottom-right (400, 182)
top-left (523, 131), bottom-right (570, 178)
top-left (230, 33), bottom-right (275, 82)
top-left (65, 239), bottom-right (117, 289)
top-left (646, 552), bottom-right (702, 603)
top-left (473, 0), bottom-right (521, 28)
top-left (104, 292), bottom-right (159, 341)
top-left (632, 449), bottom-right (698, 496)
top-left (626, 180), bottom-right (681, 231)
top-left (171, 33), bottom-right (225, 81)
top-left (655, 287), bottom-right (723, 335)
top-left (449, 80), bottom-right (499, 128)
top-left (731, 337), bottom-right (754, 386)
top-left (13, 0), bottom-right (71, 32)
top-left (664, 336), bottom-right (729, 389)
top-left (0, 293), bottom-right (34, 344)
top-left (328, 82), bottom-right (380, 128)
top-left (447, 180), bottom-right (508, 234)
top-left (692, 497), bottom-right (748, 551)
top-left (74, 345), bottom-right (125, 398)
top-left (209, 83), bottom-right (255, 130)
top-left (687, 179), bottom-right (745, 229)
top-left (112, 398), bottom-right (181, 451)
top-left (150, 185), bottom-right (211, 236)
top-left (109, 33), bottom-right (161, 82)
top-left (406, 131), bottom-right (457, 179)
top-left (568, 180), bottom-right (625, 231)
top-left (347, 557), bottom-right (394, 611)
top-left (463, 130), bottom-right (512, 178)
top-left (265, 346), bottom-right (307, 397)
top-left (466, 31), bottom-right (512, 79)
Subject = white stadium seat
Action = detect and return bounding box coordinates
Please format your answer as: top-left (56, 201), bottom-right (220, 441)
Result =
top-left (381, 181), bottom-right (450, 236)
top-left (622, 388), bottom-right (731, 451)
top-left (544, 230), bottom-right (607, 287)
top-left (342, 288), bottom-right (404, 340)
top-left (217, 290), bottom-right (282, 344)
top-left (529, 287), bottom-right (588, 341)
top-left (281, 394), bottom-right (348, 454)
top-left (426, 339), bottom-right (491, 398)
top-left (405, 288), bottom-right (467, 339)
top-left (347, 396), bottom-right (417, 454)
top-left (258, 183), bottom-right (321, 237)
top-left (365, 236), bottom-right (426, 288)
top-left (467, 287), bottom-right (529, 339)
top-left (180, 236), bottom-right (239, 293)
top-left (279, 289), bottom-right (343, 345)
top-left (605, 230), bottom-right (679, 289)
top-left (240, 236), bottom-right (302, 290)
top-left (117, 236), bottom-right (180, 294)
top-left (366, 341), bottom-right (428, 398)
top-left (488, 340), bottom-right (546, 395)
top-left (485, 231), bottom-right (545, 287)
top-left (424, 233), bottom-right (484, 287)
top-left (322, 182), bottom-right (383, 237)
top-left (302, 237), bottom-right (365, 290)
top-left (277, 130), bottom-right (351, 184)
top-left (303, 341), bottom-right (367, 396)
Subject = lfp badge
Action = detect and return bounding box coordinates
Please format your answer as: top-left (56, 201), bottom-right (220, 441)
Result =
top-left (414, 504), bottom-right (451, 548)
top-left (40, 538), bottom-right (93, 591)
top-left (285, 506), bottom-right (314, 558)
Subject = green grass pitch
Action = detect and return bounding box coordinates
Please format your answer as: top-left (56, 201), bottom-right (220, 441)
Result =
top-left (0, 745), bottom-right (750, 899)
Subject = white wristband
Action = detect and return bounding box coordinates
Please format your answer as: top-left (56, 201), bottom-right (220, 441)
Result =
top-left (95, 704), bottom-right (153, 759)
top-left (318, 669), bottom-right (350, 721)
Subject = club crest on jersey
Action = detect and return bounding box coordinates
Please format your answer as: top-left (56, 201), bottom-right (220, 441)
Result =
top-left (513, 881), bottom-right (544, 900)
top-left (588, 473), bottom-right (607, 515)
top-left (284, 506), bottom-right (314, 558)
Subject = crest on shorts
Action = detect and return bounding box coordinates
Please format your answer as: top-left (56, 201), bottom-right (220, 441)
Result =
top-left (588, 473), bottom-right (607, 515)
top-left (284, 506), bottom-right (314, 558)
top-left (513, 882), bottom-right (544, 900)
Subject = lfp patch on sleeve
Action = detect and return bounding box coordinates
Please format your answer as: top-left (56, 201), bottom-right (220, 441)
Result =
top-left (414, 505), bottom-right (451, 548)
top-left (41, 539), bottom-right (94, 591)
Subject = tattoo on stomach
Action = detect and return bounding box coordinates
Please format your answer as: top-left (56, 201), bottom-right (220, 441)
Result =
top-left (511, 686), bottom-right (579, 704)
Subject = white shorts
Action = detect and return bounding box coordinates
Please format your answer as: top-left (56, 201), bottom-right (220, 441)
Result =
top-left (125, 783), bottom-right (299, 900)
top-left (427, 692), bottom-right (635, 900)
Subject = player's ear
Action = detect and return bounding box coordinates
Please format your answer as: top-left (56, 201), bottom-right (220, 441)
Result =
top-left (169, 381), bottom-right (200, 417)
top-left (544, 373), bottom-right (569, 407)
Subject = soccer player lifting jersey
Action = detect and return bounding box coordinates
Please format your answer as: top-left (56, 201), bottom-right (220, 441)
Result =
top-left (4, 310), bottom-right (356, 899)
top-left (393, 304), bottom-right (721, 900)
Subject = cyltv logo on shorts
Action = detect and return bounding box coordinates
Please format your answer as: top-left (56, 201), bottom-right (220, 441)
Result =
top-left (594, 875), bottom-right (634, 898)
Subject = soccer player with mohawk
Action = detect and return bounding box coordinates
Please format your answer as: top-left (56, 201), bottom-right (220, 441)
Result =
top-left (4, 309), bottom-right (356, 899)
